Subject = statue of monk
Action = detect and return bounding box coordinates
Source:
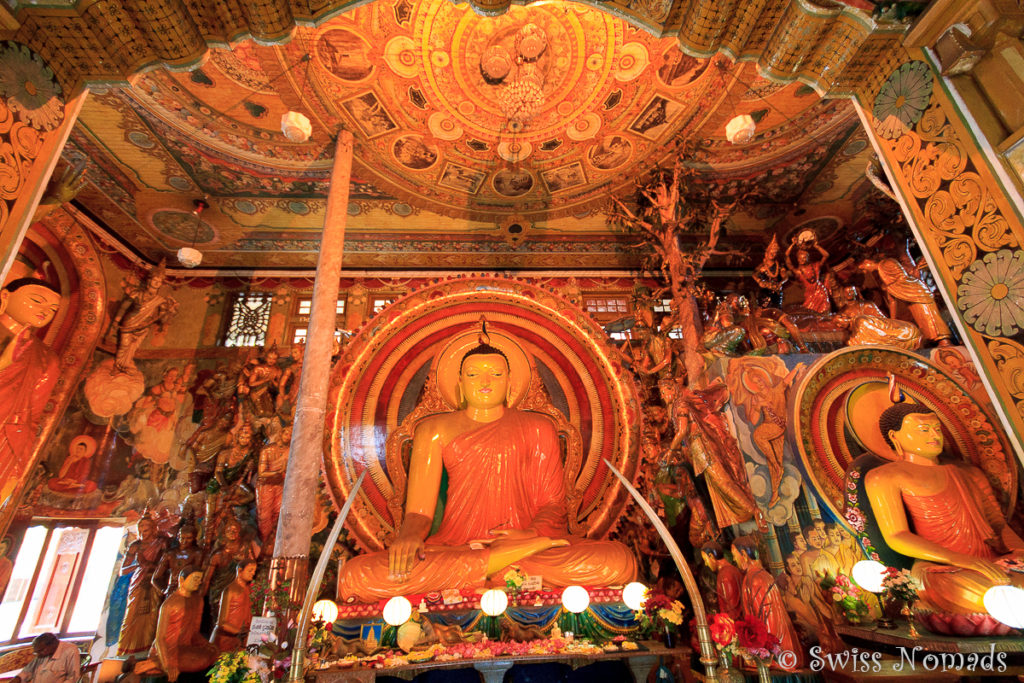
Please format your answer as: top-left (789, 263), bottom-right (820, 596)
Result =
top-left (117, 516), bottom-right (169, 655)
top-left (859, 257), bottom-right (952, 346)
top-left (732, 536), bottom-right (805, 671)
top-left (700, 542), bottom-right (742, 619)
top-left (202, 518), bottom-right (258, 617)
top-left (864, 404), bottom-right (1024, 614)
top-left (152, 525), bottom-right (203, 597)
top-left (149, 568), bottom-right (218, 682)
top-left (0, 278), bottom-right (62, 513)
top-left (210, 560), bottom-right (256, 653)
top-left (337, 343), bottom-right (637, 602)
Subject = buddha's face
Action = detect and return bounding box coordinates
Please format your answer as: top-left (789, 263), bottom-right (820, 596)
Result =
top-left (459, 354), bottom-right (509, 409)
top-left (889, 413), bottom-right (944, 459)
top-left (1, 284), bottom-right (61, 328)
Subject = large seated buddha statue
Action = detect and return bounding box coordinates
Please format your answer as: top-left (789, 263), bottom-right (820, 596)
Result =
top-left (862, 394), bottom-right (1024, 616)
top-left (337, 334), bottom-right (638, 602)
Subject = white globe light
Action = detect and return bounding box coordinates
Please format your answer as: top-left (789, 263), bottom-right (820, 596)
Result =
top-left (851, 560), bottom-right (887, 593)
top-left (984, 585), bottom-right (1024, 628)
top-left (311, 599), bottom-right (339, 624)
top-left (561, 585), bottom-right (590, 614)
top-left (176, 246), bottom-right (203, 268)
top-left (281, 111), bottom-right (312, 143)
top-left (622, 582), bottom-right (648, 611)
top-left (480, 589), bottom-right (509, 617)
top-left (382, 596), bottom-right (413, 626)
top-left (725, 114), bottom-right (756, 144)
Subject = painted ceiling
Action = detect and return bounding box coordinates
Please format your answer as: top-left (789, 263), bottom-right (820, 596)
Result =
top-left (64, 0), bottom-right (886, 270)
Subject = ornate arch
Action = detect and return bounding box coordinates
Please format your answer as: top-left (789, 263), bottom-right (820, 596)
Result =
top-left (0, 206), bottom-right (107, 536)
top-left (324, 276), bottom-right (641, 552)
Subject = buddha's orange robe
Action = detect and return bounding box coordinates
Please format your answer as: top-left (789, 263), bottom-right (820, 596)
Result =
top-left (338, 410), bottom-right (636, 602)
top-left (902, 466), bottom-right (1024, 614)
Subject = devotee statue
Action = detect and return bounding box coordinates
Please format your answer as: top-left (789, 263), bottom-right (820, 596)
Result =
top-left (256, 424), bottom-right (291, 550)
top-left (151, 525), bottom-right (202, 597)
top-left (699, 542), bottom-right (742, 619)
top-left (858, 256), bottom-right (952, 346)
top-left (149, 568), bottom-right (218, 682)
top-left (0, 278), bottom-right (62, 511)
top-left (732, 536), bottom-right (805, 671)
top-left (202, 518), bottom-right (258, 616)
top-left (864, 402), bottom-right (1024, 615)
top-left (117, 515), bottom-right (168, 656)
top-left (337, 336), bottom-right (637, 602)
top-left (210, 560), bottom-right (256, 653)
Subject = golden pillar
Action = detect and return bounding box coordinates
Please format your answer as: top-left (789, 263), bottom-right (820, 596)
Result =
top-left (270, 130), bottom-right (354, 607)
top-left (0, 42), bottom-right (86, 283)
top-left (856, 40), bottom-right (1024, 458)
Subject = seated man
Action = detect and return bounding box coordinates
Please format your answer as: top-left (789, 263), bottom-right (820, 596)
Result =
top-left (10, 633), bottom-right (80, 683)
top-left (338, 342), bottom-right (637, 602)
top-left (865, 403), bottom-right (1024, 615)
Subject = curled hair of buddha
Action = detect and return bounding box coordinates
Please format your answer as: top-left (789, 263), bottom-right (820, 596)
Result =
top-left (732, 535), bottom-right (759, 560)
top-left (879, 403), bottom-right (937, 449)
top-left (700, 542), bottom-right (725, 559)
top-left (460, 342), bottom-right (508, 371)
top-left (2, 277), bottom-right (59, 294)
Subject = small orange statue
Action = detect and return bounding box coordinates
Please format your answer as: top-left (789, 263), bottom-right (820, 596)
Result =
top-left (149, 568), bottom-right (218, 682)
top-left (337, 334), bottom-right (637, 602)
top-left (700, 542), bottom-right (742, 619)
top-left (210, 559), bottom-right (257, 653)
top-left (858, 257), bottom-right (952, 346)
top-left (732, 536), bottom-right (805, 671)
top-left (0, 278), bottom-right (62, 512)
top-left (117, 516), bottom-right (169, 655)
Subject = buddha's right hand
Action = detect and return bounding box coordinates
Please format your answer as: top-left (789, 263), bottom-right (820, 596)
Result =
top-left (388, 514), bottom-right (431, 579)
top-left (952, 554), bottom-right (1010, 585)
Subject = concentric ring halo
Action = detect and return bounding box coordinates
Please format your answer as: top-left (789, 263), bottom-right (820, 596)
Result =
top-left (845, 381), bottom-right (903, 461)
top-left (434, 329), bottom-right (531, 410)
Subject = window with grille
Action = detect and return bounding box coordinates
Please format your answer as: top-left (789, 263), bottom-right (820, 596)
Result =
top-left (222, 292), bottom-right (273, 347)
top-left (585, 297), bottom-right (628, 314)
top-left (653, 298), bottom-right (672, 313)
top-left (372, 297), bottom-right (395, 314)
top-left (296, 298), bottom-right (346, 316)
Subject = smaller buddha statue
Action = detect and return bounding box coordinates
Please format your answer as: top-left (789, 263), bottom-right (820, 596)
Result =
top-left (864, 402), bottom-right (1024, 615)
top-left (732, 536), bottom-right (805, 671)
top-left (699, 542), bottom-right (742, 619)
top-left (799, 523), bottom-right (840, 581)
top-left (152, 525), bottom-right (203, 597)
top-left (149, 567), bottom-right (218, 682)
top-left (210, 560), bottom-right (257, 653)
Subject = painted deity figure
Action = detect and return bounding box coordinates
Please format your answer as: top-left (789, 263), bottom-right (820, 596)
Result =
top-left (700, 542), bottom-right (742, 619)
top-left (0, 278), bottom-right (62, 512)
top-left (785, 237), bottom-right (830, 314)
top-left (859, 257), bottom-right (952, 346)
top-left (46, 435), bottom-right (98, 494)
top-left (865, 404), bottom-right (1024, 615)
top-left (117, 516), bottom-right (169, 655)
top-left (109, 261), bottom-right (179, 374)
top-left (337, 341), bottom-right (638, 602)
top-left (149, 568), bottom-right (218, 682)
top-left (732, 536), bottom-right (805, 671)
top-left (210, 560), bottom-right (257, 653)
top-left (152, 525), bottom-right (203, 597)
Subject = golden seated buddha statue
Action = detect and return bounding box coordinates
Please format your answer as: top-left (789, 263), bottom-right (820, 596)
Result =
top-left (337, 335), bottom-right (638, 602)
top-left (863, 399), bottom-right (1024, 615)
